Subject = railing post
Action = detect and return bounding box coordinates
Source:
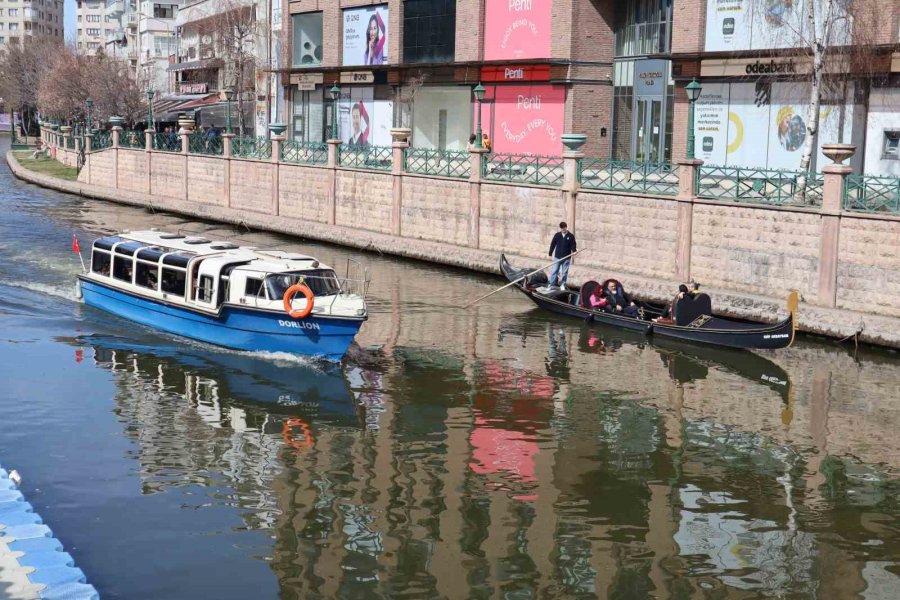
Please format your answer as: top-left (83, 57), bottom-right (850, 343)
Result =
top-left (390, 128), bottom-right (411, 237)
top-left (817, 151), bottom-right (853, 308)
top-left (179, 129), bottom-right (190, 200)
top-left (111, 126), bottom-right (122, 190)
top-left (562, 149), bottom-right (583, 241)
top-left (145, 129), bottom-right (155, 152)
top-left (326, 138), bottom-right (341, 225)
top-left (144, 129), bottom-right (155, 197)
top-left (468, 147), bottom-right (489, 248)
top-left (675, 158), bottom-right (702, 282)
top-left (222, 133), bottom-right (235, 208)
top-left (271, 134), bottom-right (285, 216)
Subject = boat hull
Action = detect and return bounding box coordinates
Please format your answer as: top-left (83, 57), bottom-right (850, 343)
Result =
top-left (79, 277), bottom-right (364, 361)
top-left (500, 254), bottom-right (795, 350)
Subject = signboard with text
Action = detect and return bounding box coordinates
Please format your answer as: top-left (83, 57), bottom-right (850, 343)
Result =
top-left (480, 65), bottom-right (551, 83)
top-left (343, 5), bottom-right (389, 66)
top-left (480, 84), bottom-right (565, 155)
top-left (484, 0), bottom-right (553, 61)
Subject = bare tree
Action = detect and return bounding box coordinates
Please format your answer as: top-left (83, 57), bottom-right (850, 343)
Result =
top-left (206, 0), bottom-right (267, 136)
top-left (396, 71), bottom-right (428, 130)
top-left (0, 36), bottom-right (63, 134)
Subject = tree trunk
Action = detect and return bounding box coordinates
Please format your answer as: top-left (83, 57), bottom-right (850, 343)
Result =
top-left (799, 0), bottom-right (823, 175)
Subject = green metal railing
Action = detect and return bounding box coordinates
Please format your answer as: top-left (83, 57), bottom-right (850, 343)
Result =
top-left (339, 145), bottom-right (393, 171)
top-left (281, 140), bottom-right (328, 165)
top-left (483, 153), bottom-right (564, 186)
top-left (697, 166), bottom-right (823, 206)
top-left (580, 159), bottom-right (677, 195)
top-left (232, 136), bottom-right (272, 160)
top-left (119, 130), bottom-right (146, 149)
top-left (844, 175), bottom-right (900, 214)
top-left (187, 131), bottom-right (224, 156)
top-left (152, 132), bottom-right (182, 152)
top-left (404, 147), bottom-right (470, 179)
top-left (92, 130), bottom-right (112, 151)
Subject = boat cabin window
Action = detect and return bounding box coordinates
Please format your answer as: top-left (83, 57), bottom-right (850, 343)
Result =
top-left (244, 277), bottom-right (265, 299)
top-left (160, 267), bottom-right (186, 297)
top-left (265, 270), bottom-right (341, 299)
top-left (196, 275), bottom-right (214, 303)
top-left (135, 261), bottom-right (159, 290)
top-left (113, 256), bottom-right (133, 283)
top-left (91, 251), bottom-right (111, 276)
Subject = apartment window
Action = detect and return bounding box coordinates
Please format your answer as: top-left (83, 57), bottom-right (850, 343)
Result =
top-left (87, 28), bottom-right (100, 36)
top-left (153, 3), bottom-right (176, 19)
top-left (77, 15), bottom-right (81, 22)
top-left (87, 14), bottom-right (100, 22)
top-left (403, 0), bottom-right (455, 64)
top-left (9, 23), bottom-right (18, 30)
top-left (291, 12), bottom-right (322, 67)
top-left (9, 8), bottom-right (18, 16)
top-left (87, 41), bottom-right (100, 49)
top-left (615, 0), bottom-right (672, 57)
top-left (884, 131), bottom-right (900, 160)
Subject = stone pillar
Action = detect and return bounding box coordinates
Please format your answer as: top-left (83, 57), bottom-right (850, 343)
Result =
top-left (561, 149), bottom-right (583, 240)
top-left (675, 158), bottom-right (702, 282)
top-left (271, 135), bottom-right (285, 216)
top-left (180, 131), bottom-right (190, 155)
top-left (222, 133), bottom-right (234, 208)
top-left (326, 139), bottom-right (341, 225)
top-left (818, 164), bottom-right (851, 307)
top-left (144, 129), bottom-right (155, 152)
top-left (111, 126), bottom-right (122, 190)
top-left (468, 148), bottom-right (489, 248)
top-left (390, 128), bottom-right (411, 237)
top-left (145, 129), bottom-right (155, 197)
top-left (84, 133), bottom-right (93, 154)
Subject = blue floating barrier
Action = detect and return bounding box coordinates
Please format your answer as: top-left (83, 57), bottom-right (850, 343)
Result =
top-left (0, 489), bottom-right (24, 504)
top-left (0, 500), bottom-right (35, 518)
top-left (16, 549), bottom-right (75, 570)
top-left (0, 523), bottom-right (53, 541)
top-left (8, 537), bottom-right (64, 554)
top-left (39, 581), bottom-right (100, 600)
top-left (0, 509), bottom-right (43, 527)
top-left (28, 565), bottom-right (87, 587)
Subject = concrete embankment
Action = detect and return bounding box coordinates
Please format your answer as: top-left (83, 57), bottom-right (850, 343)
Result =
top-left (7, 149), bottom-right (900, 349)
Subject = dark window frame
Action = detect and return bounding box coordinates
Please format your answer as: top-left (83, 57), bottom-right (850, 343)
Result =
top-left (402, 0), bottom-right (456, 64)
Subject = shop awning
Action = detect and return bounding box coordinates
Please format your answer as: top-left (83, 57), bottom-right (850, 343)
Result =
top-left (166, 58), bottom-right (223, 72)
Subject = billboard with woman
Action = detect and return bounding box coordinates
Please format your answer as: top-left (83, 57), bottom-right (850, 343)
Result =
top-left (343, 6), bottom-right (389, 66)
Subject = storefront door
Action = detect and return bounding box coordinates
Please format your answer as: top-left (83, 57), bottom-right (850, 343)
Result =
top-left (634, 97), bottom-right (663, 163)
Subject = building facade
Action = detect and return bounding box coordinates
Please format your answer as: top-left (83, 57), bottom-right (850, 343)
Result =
top-left (280, 0), bottom-right (899, 172)
top-left (76, 0), bottom-right (117, 55)
top-left (0, 0), bottom-right (64, 45)
top-left (104, 0), bottom-right (141, 72)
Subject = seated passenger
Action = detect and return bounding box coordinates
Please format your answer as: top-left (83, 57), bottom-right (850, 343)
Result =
top-left (588, 287), bottom-right (608, 311)
top-left (604, 280), bottom-right (639, 317)
top-left (654, 284), bottom-right (689, 324)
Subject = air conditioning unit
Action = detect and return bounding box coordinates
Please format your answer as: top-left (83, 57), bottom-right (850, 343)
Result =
top-left (296, 31), bottom-right (322, 64)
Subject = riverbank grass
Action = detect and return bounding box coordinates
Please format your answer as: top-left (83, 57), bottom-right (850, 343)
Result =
top-left (12, 151), bottom-right (78, 181)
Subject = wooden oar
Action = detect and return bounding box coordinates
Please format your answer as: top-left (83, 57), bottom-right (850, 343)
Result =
top-left (464, 249), bottom-right (585, 309)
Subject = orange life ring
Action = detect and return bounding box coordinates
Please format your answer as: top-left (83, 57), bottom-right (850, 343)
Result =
top-left (282, 418), bottom-right (314, 450)
top-left (283, 283), bottom-right (314, 319)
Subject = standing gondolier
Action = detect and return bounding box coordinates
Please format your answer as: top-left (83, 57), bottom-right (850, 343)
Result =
top-left (548, 222), bottom-right (576, 289)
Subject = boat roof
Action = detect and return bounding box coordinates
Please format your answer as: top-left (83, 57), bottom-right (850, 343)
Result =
top-left (98, 230), bottom-right (333, 273)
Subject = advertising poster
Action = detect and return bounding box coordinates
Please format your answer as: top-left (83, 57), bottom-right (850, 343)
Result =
top-left (749, 0), bottom-right (804, 50)
top-left (343, 5), bottom-right (389, 67)
top-left (767, 82), bottom-right (807, 170)
top-left (725, 82), bottom-right (772, 168)
top-left (480, 84), bottom-right (565, 155)
top-left (694, 83), bottom-right (730, 166)
top-left (338, 87), bottom-right (393, 147)
top-left (484, 0), bottom-right (553, 61)
top-left (705, 0), bottom-right (752, 51)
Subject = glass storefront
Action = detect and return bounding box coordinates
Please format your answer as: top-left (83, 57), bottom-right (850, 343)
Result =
top-left (409, 86), bottom-right (471, 150)
top-left (291, 86), bottom-right (325, 142)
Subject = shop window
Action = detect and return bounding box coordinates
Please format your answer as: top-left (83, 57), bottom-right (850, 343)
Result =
top-left (883, 131), bottom-right (900, 160)
top-left (403, 0), bottom-right (455, 64)
top-left (292, 12), bottom-right (323, 67)
top-left (615, 0), bottom-right (672, 57)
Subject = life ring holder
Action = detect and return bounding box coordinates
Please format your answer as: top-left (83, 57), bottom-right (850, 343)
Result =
top-left (283, 282), bottom-right (314, 319)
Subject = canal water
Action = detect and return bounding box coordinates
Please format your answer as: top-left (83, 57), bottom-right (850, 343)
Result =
top-left (2, 139), bottom-right (900, 599)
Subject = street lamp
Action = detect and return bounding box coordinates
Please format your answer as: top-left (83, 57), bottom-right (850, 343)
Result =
top-left (223, 88), bottom-right (234, 135)
top-left (329, 84), bottom-right (341, 140)
top-left (685, 78), bottom-right (702, 160)
top-left (473, 83), bottom-right (485, 149)
top-left (146, 88), bottom-right (155, 130)
top-left (85, 98), bottom-right (93, 133)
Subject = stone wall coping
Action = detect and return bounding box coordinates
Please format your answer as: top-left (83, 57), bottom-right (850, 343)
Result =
top-left (8, 148), bottom-right (900, 350)
top-left (335, 166), bottom-right (394, 176)
top-left (400, 171), bottom-right (472, 184)
top-left (480, 179), bottom-right (567, 193)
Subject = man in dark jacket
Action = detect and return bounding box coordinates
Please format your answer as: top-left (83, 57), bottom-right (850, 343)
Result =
top-left (604, 280), bottom-right (639, 317)
top-left (548, 221), bottom-right (576, 288)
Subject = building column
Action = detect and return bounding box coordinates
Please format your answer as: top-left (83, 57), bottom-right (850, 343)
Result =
top-left (145, 129), bottom-right (155, 197)
top-left (468, 148), bottom-right (489, 248)
top-left (562, 149), bottom-right (583, 236)
top-left (222, 133), bottom-right (234, 208)
top-left (180, 130), bottom-right (190, 201)
top-left (818, 164), bottom-right (850, 307)
top-left (391, 133), bottom-right (410, 237)
top-left (271, 135), bottom-right (284, 216)
top-left (675, 159), bottom-right (702, 282)
top-left (326, 139), bottom-right (341, 225)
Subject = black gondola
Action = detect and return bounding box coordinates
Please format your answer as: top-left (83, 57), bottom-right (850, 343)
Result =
top-left (500, 254), bottom-right (798, 350)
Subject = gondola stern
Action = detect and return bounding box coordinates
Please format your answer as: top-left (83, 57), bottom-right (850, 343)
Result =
top-left (786, 290), bottom-right (800, 347)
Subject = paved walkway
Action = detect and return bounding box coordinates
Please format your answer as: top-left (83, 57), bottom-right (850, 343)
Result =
top-left (0, 464), bottom-right (98, 600)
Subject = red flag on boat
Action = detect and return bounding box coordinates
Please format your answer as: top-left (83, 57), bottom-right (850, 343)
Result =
top-left (72, 235), bottom-right (81, 254)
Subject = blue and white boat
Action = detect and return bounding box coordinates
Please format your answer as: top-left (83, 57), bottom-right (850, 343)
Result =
top-left (76, 230), bottom-right (369, 361)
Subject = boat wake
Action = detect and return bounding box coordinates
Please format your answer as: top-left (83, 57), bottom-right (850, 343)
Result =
top-left (0, 279), bottom-right (78, 304)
